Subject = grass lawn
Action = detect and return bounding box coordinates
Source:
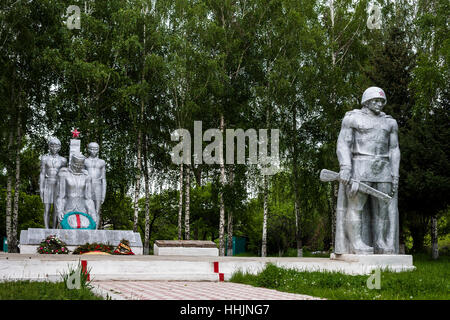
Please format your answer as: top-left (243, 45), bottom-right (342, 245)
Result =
top-left (0, 280), bottom-right (103, 300)
top-left (229, 254), bottom-right (450, 300)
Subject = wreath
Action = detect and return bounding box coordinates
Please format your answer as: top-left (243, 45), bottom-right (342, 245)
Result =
top-left (72, 239), bottom-right (135, 255)
top-left (113, 239), bottom-right (135, 255)
top-left (37, 235), bottom-right (69, 254)
top-left (60, 211), bottom-right (97, 230)
top-left (72, 242), bottom-right (114, 255)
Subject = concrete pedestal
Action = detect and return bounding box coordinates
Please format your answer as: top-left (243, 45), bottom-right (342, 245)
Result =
top-left (19, 228), bottom-right (143, 255)
top-left (330, 253), bottom-right (415, 272)
top-left (154, 240), bottom-right (218, 256)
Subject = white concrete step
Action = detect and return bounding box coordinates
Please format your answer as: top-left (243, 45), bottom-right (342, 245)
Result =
top-left (0, 253), bottom-right (415, 282)
top-left (0, 256), bottom-right (223, 282)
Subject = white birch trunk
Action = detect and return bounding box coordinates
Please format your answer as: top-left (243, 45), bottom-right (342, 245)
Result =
top-left (133, 104), bottom-right (143, 233)
top-left (330, 0), bottom-right (336, 66)
top-left (227, 166), bottom-right (234, 256)
top-left (262, 175), bottom-right (268, 257)
top-left (5, 174), bottom-right (13, 252)
top-left (178, 163), bottom-right (184, 240)
top-left (11, 113), bottom-right (21, 253)
top-left (185, 165), bottom-right (190, 240)
top-left (5, 130), bottom-right (13, 252)
top-left (134, 13), bottom-right (147, 234)
top-left (262, 106), bottom-right (270, 257)
top-left (143, 141), bottom-right (150, 255)
top-left (219, 114), bottom-right (226, 256)
top-left (292, 104), bottom-right (302, 257)
top-left (294, 200), bottom-right (302, 257)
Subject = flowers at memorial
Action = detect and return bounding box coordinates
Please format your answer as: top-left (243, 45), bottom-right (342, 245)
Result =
top-left (72, 239), bottom-right (134, 255)
top-left (73, 242), bottom-right (114, 255)
top-left (113, 239), bottom-right (135, 255)
top-left (37, 235), bottom-right (69, 254)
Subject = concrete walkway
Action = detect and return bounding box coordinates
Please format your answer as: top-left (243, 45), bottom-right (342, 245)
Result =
top-left (92, 281), bottom-right (324, 300)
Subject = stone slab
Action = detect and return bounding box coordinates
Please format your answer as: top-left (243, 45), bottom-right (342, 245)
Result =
top-left (19, 228), bottom-right (143, 255)
top-left (154, 240), bottom-right (217, 248)
top-left (69, 139), bottom-right (80, 166)
top-left (154, 244), bottom-right (218, 256)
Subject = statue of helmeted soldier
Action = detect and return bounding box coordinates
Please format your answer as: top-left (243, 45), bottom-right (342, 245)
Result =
top-left (335, 87), bottom-right (400, 254)
top-left (39, 137), bottom-right (67, 229)
top-left (55, 153), bottom-right (98, 228)
top-left (84, 142), bottom-right (106, 226)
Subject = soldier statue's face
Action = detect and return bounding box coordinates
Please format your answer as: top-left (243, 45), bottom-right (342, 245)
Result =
top-left (71, 160), bottom-right (84, 173)
top-left (365, 98), bottom-right (385, 115)
top-left (49, 143), bottom-right (60, 155)
top-left (88, 146), bottom-right (99, 157)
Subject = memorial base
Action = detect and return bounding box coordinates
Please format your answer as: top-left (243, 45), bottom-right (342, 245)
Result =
top-left (330, 253), bottom-right (415, 272)
top-left (154, 240), bottom-right (218, 256)
top-left (19, 228), bottom-right (143, 255)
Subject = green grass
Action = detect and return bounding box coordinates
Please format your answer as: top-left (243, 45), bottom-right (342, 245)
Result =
top-left (0, 280), bottom-right (103, 300)
top-left (0, 261), bottom-right (104, 300)
top-left (229, 254), bottom-right (450, 300)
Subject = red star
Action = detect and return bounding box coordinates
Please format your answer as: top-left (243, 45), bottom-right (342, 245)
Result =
top-left (71, 128), bottom-right (80, 138)
top-left (379, 91), bottom-right (385, 96)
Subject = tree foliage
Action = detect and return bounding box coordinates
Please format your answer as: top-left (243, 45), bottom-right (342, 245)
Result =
top-left (0, 0), bottom-right (448, 255)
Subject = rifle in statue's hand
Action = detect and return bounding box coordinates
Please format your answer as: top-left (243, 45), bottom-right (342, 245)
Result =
top-left (320, 169), bottom-right (392, 202)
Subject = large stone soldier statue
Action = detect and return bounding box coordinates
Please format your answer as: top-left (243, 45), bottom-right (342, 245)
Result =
top-left (84, 142), bottom-right (106, 225)
top-left (335, 87), bottom-right (400, 254)
top-left (55, 153), bottom-right (97, 228)
top-left (39, 137), bottom-right (67, 229)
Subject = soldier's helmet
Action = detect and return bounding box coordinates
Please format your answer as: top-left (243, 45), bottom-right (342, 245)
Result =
top-left (361, 87), bottom-right (387, 106)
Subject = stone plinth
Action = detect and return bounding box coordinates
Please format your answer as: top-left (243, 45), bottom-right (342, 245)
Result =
top-left (330, 253), bottom-right (415, 272)
top-left (19, 228), bottom-right (143, 255)
top-left (154, 240), bottom-right (218, 256)
top-left (69, 139), bottom-right (80, 166)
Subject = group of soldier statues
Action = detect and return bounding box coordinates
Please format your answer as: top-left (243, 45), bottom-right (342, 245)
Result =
top-left (39, 140), bottom-right (106, 229)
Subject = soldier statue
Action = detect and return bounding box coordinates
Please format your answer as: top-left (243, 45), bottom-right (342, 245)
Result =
top-left (39, 137), bottom-right (67, 229)
top-left (84, 142), bottom-right (106, 225)
top-left (323, 87), bottom-right (400, 255)
top-left (55, 153), bottom-right (98, 228)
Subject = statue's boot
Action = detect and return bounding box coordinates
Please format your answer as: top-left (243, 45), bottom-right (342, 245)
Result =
top-left (374, 219), bottom-right (395, 254)
top-left (347, 219), bottom-right (374, 254)
top-left (375, 240), bottom-right (389, 254)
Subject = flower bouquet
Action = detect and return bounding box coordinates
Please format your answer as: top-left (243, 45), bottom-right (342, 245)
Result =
top-left (37, 235), bottom-right (69, 254)
top-left (113, 239), bottom-right (135, 255)
top-left (72, 242), bottom-right (114, 255)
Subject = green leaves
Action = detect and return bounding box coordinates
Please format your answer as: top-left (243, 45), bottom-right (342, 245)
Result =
top-left (0, 0), bottom-right (448, 256)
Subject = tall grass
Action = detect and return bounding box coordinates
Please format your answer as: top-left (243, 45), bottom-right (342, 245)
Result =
top-left (0, 261), bottom-right (102, 300)
top-left (230, 254), bottom-right (449, 300)
top-left (0, 280), bottom-right (103, 300)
